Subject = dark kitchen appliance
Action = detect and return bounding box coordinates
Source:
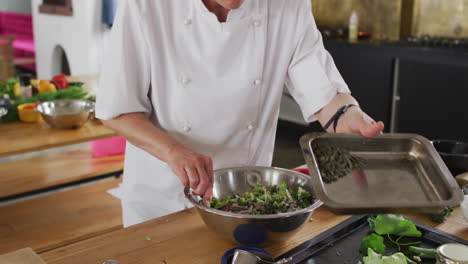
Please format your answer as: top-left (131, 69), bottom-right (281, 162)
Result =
top-left (398, 35), bottom-right (468, 49)
top-left (432, 140), bottom-right (468, 176)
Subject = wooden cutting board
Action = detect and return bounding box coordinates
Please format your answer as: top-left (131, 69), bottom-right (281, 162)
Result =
top-left (0, 248), bottom-right (47, 264)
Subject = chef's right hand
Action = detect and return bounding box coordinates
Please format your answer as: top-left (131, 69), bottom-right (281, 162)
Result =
top-left (166, 145), bottom-right (214, 200)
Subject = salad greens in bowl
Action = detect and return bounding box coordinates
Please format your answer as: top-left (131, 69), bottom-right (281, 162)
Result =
top-left (184, 167), bottom-right (322, 246)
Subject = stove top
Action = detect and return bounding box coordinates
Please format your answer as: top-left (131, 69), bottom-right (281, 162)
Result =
top-left (397, 35), bottom-right (468, 49)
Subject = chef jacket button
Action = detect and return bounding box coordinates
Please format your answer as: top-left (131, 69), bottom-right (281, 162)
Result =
top-left (254, 79), bottom-right (262, 85)
top-left (182, 125), bottom-right (191, 133)
top-left (181, 77), bottom-right (191, 85)
top-left (253, 20), bottom-right (261, 27)
top-left (247, 124), bottom-right (254, 131)
top-left (184, 19), bottom-right (192, 25)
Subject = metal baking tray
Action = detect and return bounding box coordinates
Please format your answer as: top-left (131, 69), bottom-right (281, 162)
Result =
top-left (275, 215), bottom-right (468, 264)
top-left (300, 133), bottom-right (464, 214)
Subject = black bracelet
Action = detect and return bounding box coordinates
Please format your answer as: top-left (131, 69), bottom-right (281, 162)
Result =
top-left (323, 104), bottom-right (358, 132)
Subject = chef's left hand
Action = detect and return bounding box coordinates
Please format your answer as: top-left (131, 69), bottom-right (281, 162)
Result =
top-left (335, 106), bottom-right (384, 137)
top-left (317, 93), bottom-right (384, 138)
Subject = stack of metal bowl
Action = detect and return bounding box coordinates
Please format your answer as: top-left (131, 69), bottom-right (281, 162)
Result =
top-left (185, 167), bottom-right (323, 246)
top-left (35, 100), bottom-right (95, 129)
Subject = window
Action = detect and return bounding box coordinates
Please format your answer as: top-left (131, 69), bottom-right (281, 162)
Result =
top-left (39, 0), bottom-right (73, 16)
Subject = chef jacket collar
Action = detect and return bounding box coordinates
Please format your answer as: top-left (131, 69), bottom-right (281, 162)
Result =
top-left (194, 0), bottom-right (250, 22)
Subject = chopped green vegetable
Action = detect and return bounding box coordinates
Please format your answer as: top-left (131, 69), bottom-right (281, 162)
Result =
top-left (0, 82), bottom-right (7, 95)
top-left (360, 233), bottom-right (386, 255)
top-left (314, 144), bottom-right (366, 183)
top-left (208, 182), bottom-right (314, 215)
top-left (145, 236), bottom-right (151, 241)
top-left (408, 246), bottom-right (437, 259)
top-left (0, 79), bottom-right (15, 99)
top-left (368, 215), bottom-right (422, 237)
top-left (6, 77), bottom-right (19, 99)
top-left (430, 207), bottom-right (453, 223)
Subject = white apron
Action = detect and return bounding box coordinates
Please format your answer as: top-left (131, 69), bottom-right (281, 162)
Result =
top-left (97, 0), bottom-right (351, 227)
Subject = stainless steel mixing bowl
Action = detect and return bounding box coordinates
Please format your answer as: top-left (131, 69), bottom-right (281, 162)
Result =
top-left (184, 167), bottom-right (323, 246)
top-left (35, 100), bottom-right (95, 129)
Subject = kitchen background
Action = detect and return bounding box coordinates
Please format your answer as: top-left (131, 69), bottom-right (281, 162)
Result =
top-left (1, 0), bottom-right (468, 259)
top-left (1, 0), bottom-right (467, 168)
top-left (0, 0), bottom-right (31, 14)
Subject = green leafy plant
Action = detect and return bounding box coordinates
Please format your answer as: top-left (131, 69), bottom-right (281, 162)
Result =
top-left (430, 207), bottom-right (453, 223)
top-left (0, 78), bottom-right (16, 99)
top-left (208, 182), bottom-right (314, 215)
top-left (359, 215), bottom-right (439, 264)
top-left (369, 215), bottom-right (422, 237)
top-left (360, 248), bottom-right (411, 264)
top-left (360, 233), bottom-right (386, 255)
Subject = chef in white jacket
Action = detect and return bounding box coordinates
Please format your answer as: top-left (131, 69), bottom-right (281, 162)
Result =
top-left (96, 0), bottom-right (385, 227)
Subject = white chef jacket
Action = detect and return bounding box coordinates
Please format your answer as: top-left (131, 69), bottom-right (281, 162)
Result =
top-left (96, 0), bottom-right (350, 227)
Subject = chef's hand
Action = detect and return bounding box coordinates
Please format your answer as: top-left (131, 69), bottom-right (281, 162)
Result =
top-left (317, 93), bottom-right (384, 138)
top-left (167, 145), bottom-right (214, 201)
top-left (101, 113), bottom-right (215, 200)
top-left (335, 106), bottom-right (384, 138)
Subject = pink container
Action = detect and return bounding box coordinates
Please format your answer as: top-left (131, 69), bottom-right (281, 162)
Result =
top-left (0, 11), bottom-right (36, 71)
top-left (91, 136), bottom-right (126, 158)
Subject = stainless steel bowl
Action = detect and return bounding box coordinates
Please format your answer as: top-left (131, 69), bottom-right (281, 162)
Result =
top-left (35, 100), bottom-right (95, 129)
top-left (184, 167), bottom-right (323, 246)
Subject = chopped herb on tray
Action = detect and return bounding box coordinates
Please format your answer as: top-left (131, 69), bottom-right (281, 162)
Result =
top-left (208, 181), bottom-right (314, 215)
top-left (313, 145), bottom-right (366, 183)
top-left (429, 206), bottom-right (453, 223)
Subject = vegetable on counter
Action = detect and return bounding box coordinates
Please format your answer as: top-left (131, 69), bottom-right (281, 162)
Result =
top-left (8, 77), bottom-right (20, 99)
top-left (0, 77), bottom-right (19, 99)
top-left (358, 215), bottom-right (443, 264)
top-left (360, 233), bottom-right (386, 255)
top-left (2, 86), bottom-right (89, 123)
top-left (430, 207), bottom-right (453, 223)
top-left (17, 102), bottom-right (41, 123)
top-left (408, 246), bottom-right (437, 259)
top-left (360, 248), bottom-right (412, 264)
top-left (368, 215), bottom-right (422, 237)
top-left (37, 80), bottom-right (57, 94)
top-left (51, 74), bottom-right (69, 90)
top-left (208, 181), bottom-right (314, 215)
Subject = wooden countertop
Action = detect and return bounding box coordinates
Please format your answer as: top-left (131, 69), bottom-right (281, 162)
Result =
top-left (40, 207), bottom-right (468, 264)
top-left (0, 120), bottom-right (116, 158)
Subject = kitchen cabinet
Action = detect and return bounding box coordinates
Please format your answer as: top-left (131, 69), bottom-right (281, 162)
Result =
top-left (395, 57), bottom-right (468, 141)
top-left (279, 39), bottom-right (468, 141)
top-left (279, 41), bottom-right (393, 131)
top-left (324, 41), bottom-right (394, 130)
